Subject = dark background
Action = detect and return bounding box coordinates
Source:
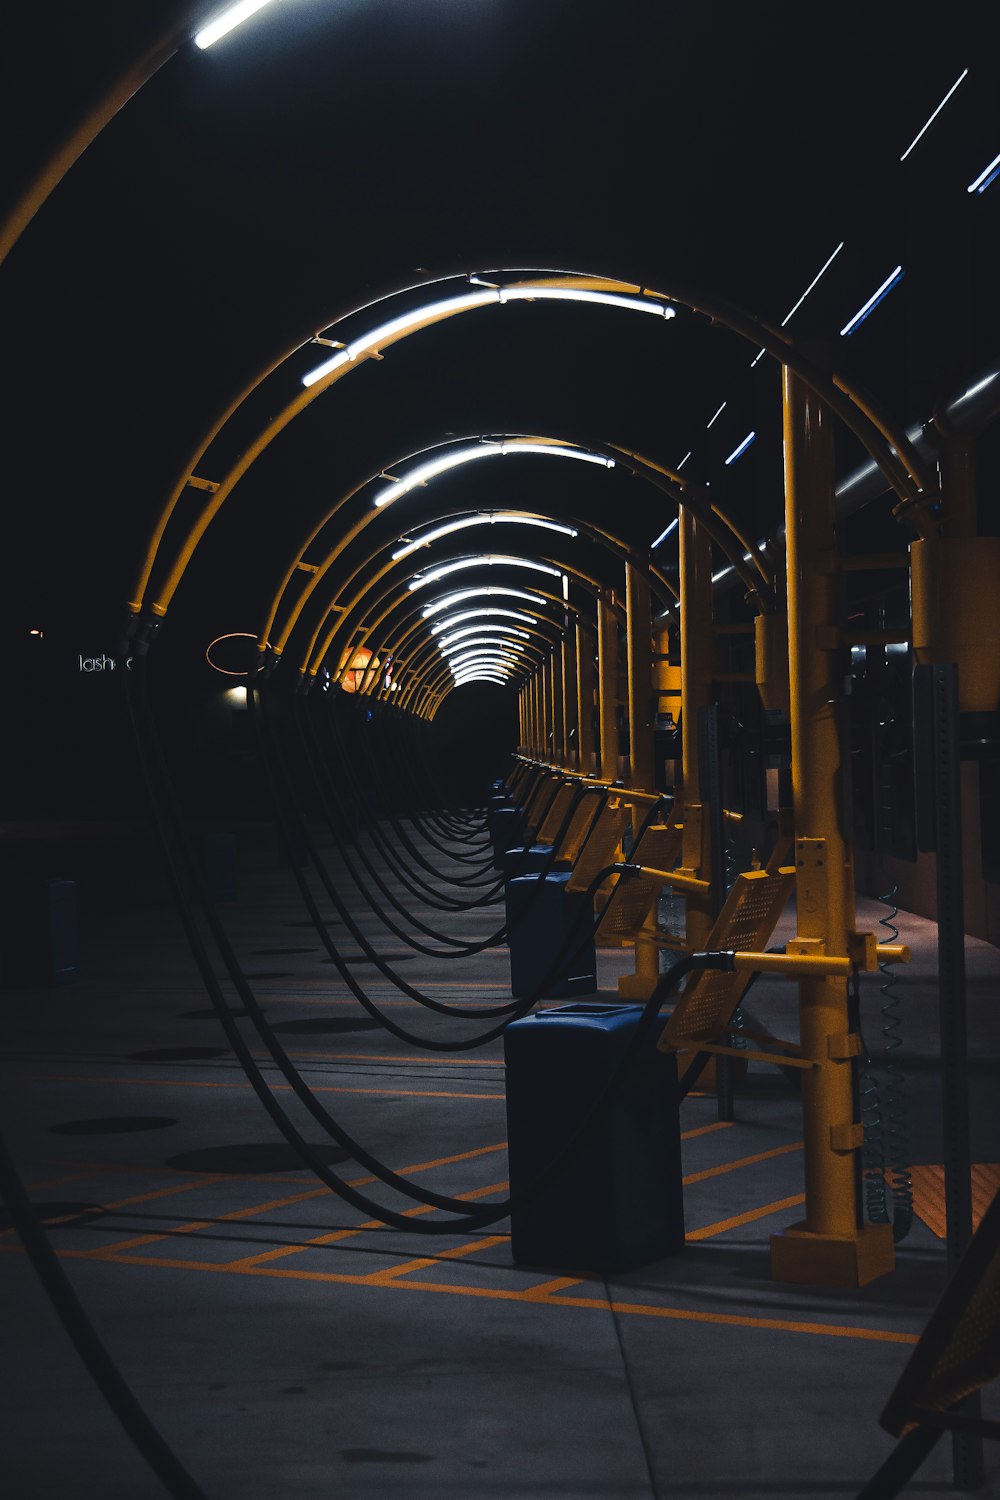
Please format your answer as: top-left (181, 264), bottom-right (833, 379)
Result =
top-left (1, 0), bottom-right (995, 816)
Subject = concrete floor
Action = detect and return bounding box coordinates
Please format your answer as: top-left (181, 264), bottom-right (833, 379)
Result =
top-left (2, 813), bottom-right (999, 1498)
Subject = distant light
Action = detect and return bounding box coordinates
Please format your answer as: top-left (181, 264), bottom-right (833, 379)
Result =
top-left (391, 513), bottom-right (576, 561)
top-left (421, 586), bottom-right (550, 619)
top-left (370, 440), bottom-right (613, 509)
top-left (223, 685), bottom-right (249, 710)
top-left (749, 348), bottom-right (766, 368)
top-left (676, 452), bottom-right (691, 469)
top-left (194, 0), bottom-right (277, 49)
top-left (724, 431), bottom-right (756, 466)
top-left (28, 627), bottom-right (43, 637)
top-left (839, 267), bottom-right (904, 337)
top-left (430, 607), bottom-right (537, 634)
top-left (711, 565), bottom-right (734, 584)
top-left (900, 69), bottom-right (969, 161)
top-left (780, 242), bottom-right (845, 326)
top-left (452, 673), bottom-right (510, 688)
top-left (408, 556), bottom-right (563, 592)
top-left (706, 402), bottom-right (727, 429)
top-left (302, 284), bottom-right (674, 387)
top-left (438, 624), bottom-right (531, 648)
top-left (968, 149), bottom-right (1000, 195)
top-left (651, 517), bottom-right (679, 549)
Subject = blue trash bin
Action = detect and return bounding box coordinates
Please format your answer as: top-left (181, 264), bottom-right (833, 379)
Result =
top-left (504, 1002), bottom-right (684, 1271)
top-left (491, 805), bottom-right (530, 868)
top-left (505, 870), bottom-right (596, 998)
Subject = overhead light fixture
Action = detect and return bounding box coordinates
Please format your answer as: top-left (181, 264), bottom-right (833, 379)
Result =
top-left (839, 266), bottom-right (904, 336)
top-left (441, 640), bottom-right (529, 662)
top-left (430, 607), bottom-right (538, 634)
top-left (391, 513), bottom-right (577, 561)
top-left (302, 284), bottom-right (674, 388)
top-left (421, 586), bottom-right (551, 619)
top-left (968, 149), bottom-right (1000, 195)
top-left (194, 0), bottom-right (277, 49)
top-left (724, 431), bottom-right (756, 466)
top-left (438, 624), bottom-right (531, 648)
top-left (900, 69), bottom-right (969, 161)
top-left (451, 673), bottom-right (510, 688)
top-left (706, 402), bottom-right (727, 429)
top-left (408, 556), bottom-right (563, 593)
top-left (371, 440), bottom-right (613, 509)
top-left (780, 242), bottom-right (845, 326)
top-left (676, 452), bottom-right (691, 470)
top-left (651, 517), bottom-right (679, 549)
top-left (447, 647), bottom-right (520, 667)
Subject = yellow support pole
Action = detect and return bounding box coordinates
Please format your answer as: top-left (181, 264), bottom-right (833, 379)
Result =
top-left (550, 648), bottom-right (565, 766)
top-left (769, 368), bottom-right (895, 1289)
top-left (562, 632), bottom-right (578, 770)
top-left (597, 593), bottom-right (619, 780)
top-left (625, 563), bottom-right (655, 791)
top-left (678, 509), bottom-right (716, 950)
top-left (541, 656), bottom-right (553, 761)
top-left (618, 563), bottom-right (660, 998)
top-left (576, 623), bottom-right (595, 775)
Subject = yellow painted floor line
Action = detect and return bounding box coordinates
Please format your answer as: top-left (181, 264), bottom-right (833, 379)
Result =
top-left (68, 1143), bottom-right (510, 1257)
top-left (0, 1174), bottom-right (245, 1243)
top-left (683, 1141), bottom-right (803, 1186)
top-left (35, 1074), bottom-right (505, 1102)
top-left (362, 1235), bottom-right (510, 1284)
top-left (686, 1193), bottom-right (806, 1241)
top-left (679, 1121), bottom-right (735, 1140)
top-left (281, 1051), bottom-right (505, 1066)
top-left (31, 1243), bottom-right (918, 1346)
top-left (224, 1180), bottom-right (510, 1269)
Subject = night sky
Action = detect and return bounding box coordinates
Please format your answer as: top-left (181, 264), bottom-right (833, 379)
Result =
top-left (1, 0), bottom-right (994, 812)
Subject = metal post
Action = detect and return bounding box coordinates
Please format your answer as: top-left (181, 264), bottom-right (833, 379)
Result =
top-left (916, 661), bottom-right (984, 1489)
top-left (698, 702), bottom-right (733, 1119)
top-left (678, 508), bottom-right (715, 950)
top-left (562, 632), bottom-right (578, 770)
top-left (551, 646), bottom-right (565, 766)
top-left (598, 594), bottom-right (619, 780)
top-left (770, 367), bottom-right (895, 1288)
top-left (576, 623), bottom-right (595, 775)
top-left (626, 562), bottom-right (655, 791)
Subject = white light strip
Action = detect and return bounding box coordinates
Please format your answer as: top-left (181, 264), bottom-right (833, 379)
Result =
top-left (676, 452), bottom-right (692, 469)
top-left (968, 149), bottom-right (1000, 195)
top-left (780, 241), bottom-right (845, 326)
top-left (706, 402), bottom-right (727, 429)
top-left (372, 440), bottom-right (613, 509)
top-left (391, 512), bottom-right (577, 561)
top-left (651, 517), bottom-right (680, 549)
top-left (438, 624), bottom-right (531, 648)
top-left (449, 655), bottom-right (518, 674)
top-left (749, 348), bottom-right (767, 368)
top-left (421, 586), bottom-right (550, 619)
top-left (497, 285), bottom-right (675, 318)
top-left (441, 639), bottom-right (529, 660)
top-left (430, 607), bottom-right (538, 634)
top-left (839, 266), bottom-right (904, 336)
top-left (409, 556), bottom-right (562, 593)
top-left (303, 284), bottom-right (675, 388)
top-left (724, 431), bottom-right (756, 466)
top-left (451, 673), bottom-right (510, 687)
top-left (194, 0), bottom-right (276, 47)
top-left (446, 646), bottom-right (521, 665)
top-left (712, 566), bottom-right (734, 584)
top-left (900, 68), bottom-right (969, 161)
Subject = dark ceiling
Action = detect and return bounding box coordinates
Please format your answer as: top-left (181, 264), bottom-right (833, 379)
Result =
top-left (1, 0), bottom-right (995, 667)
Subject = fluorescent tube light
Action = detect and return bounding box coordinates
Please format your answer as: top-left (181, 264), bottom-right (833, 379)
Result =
top-left (651, 517), bottom-right (679, 549)
top-left (724, 431), bottom-right (756, 466)
top-left (421, 586), bottom-right (549, 619)
top-left (968, 150), bottom-right (1000, 195)
top-left (839, 267), bottom-right (904, 337)
top-left (438, 625), bottom-right (531, 648)
top-left (430, 608), bottom-right (537, 634)
top-left (706, 402), bottom-right (727, 429)
top-left (780, 242), bottom-right (845, 326)
top-left (302, 283), bottom-right (675, 388)
top-left (408, 556), bottom-right (563, 592)
top-left (391, 513), bottom-right (577, 561)
top-left (194, 0), bottom-right (276, 48)
top-left (900, 69), bottom-right (968, 161)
